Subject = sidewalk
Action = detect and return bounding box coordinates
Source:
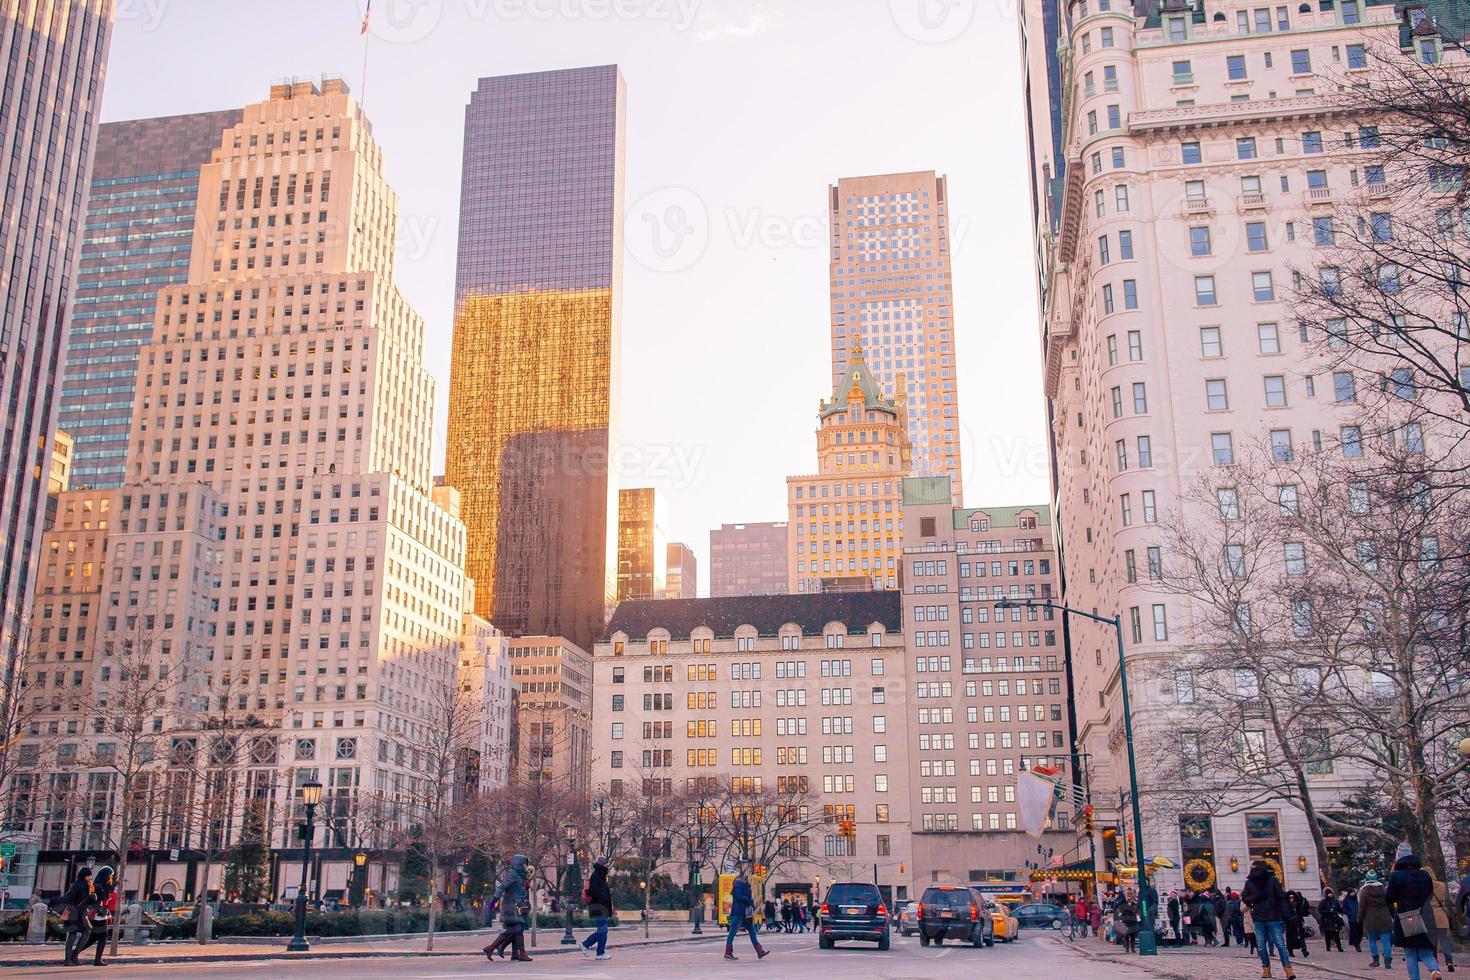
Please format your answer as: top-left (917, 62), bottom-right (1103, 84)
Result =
top-left (0, 922), bottom-right (721, 969)
top-left (1057, 934), bottom-right (1434, 980)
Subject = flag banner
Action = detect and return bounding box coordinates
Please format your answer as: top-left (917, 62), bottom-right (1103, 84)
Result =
top-left (1017, 770), bottom-right (1056, 837)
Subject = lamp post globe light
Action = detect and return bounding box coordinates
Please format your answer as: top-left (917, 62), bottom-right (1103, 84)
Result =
top-left (353, 851), bottom-right (367, 909)
top-left (995, 596), bottom-right (1157, 956)
top-left (561, 822), bottom-right (579, 945)
top-left (286, 778), bottom-right (323, 953)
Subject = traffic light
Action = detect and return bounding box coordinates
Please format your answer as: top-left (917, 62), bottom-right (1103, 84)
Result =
top-left (1082, 805), bottom-right (1094, 834)
top-left (898, 863), bottom-right (905, 875)
top-left (839, 819), bottom-right (856, 839)
top-left (753, 864), bottom-right (767, 877)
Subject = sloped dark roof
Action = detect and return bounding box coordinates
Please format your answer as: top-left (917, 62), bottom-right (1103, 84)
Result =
top-left (602, 591), bottom-right (902, 643)
top-left (821, 345), bottom-right (900, 419)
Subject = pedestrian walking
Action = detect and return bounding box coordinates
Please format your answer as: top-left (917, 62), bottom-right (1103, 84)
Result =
top-left (1227, 889), bottom-right (1246, 948)
top-left (71, 866), bottom-right (116, 967)
top-left (724, 869), bottom-right (768, 961)
top-left (1243, 904), bottom-right (1258, 956)
top-left (1361, 871), bottom-right (1396, 969)
top-left (1242, 860), bottom-right (1295, 979)
top-left (1386, 845), bottom-right (1444, 980)
top-left (781, 898), bottom-right (794, 933)
top-left (483, 854), bottom-right (534, 963)
top-left (1168, 891), bottom-right (1183, 947)
top-left (59, 867), bottom-right (93, 967)
top-left (1285, 890), bottom-right (1312, 959)
top-left (1320, 887), bottom-right (1346, 952)
top-left (579, 859), bottom-right (614, 962)
top-left (1430, 871), bottom-right (1457, 974)
top-left (1344, 887), bottom-right (1363, 953)
top-left (1089, 900), bottom-right (1103, 939)
top-left (763, 898), bottom-right (777, 933)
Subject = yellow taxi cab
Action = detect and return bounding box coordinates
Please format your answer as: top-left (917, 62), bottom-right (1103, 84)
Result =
top-left (986, 901), bottom-right (1019, 942)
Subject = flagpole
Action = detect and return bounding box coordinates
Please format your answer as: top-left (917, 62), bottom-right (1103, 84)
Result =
top-left (359, 1), bottom-right (373, 112)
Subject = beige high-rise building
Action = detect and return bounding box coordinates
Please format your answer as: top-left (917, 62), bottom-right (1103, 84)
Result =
top-left (708, 522), bottom-right (789, 597)
top-left (594, 593), bottom-right (915, 906)
top-left (508, 636), bottom-right (592, 794)
top-left (899, 476), bottom-right (1075, 880)
top-left (13, 81), bottom-right (511, 901)
top-left (787, 345), bottom-right (911, 594)
top-left (828, 171), bottom-right (962, 503)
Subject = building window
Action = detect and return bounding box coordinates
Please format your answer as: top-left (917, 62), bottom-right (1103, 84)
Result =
top-left (1195, 276), bottom-right (1217, 305)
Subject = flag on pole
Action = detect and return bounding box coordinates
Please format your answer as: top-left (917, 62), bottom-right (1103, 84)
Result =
top-left (1016, 770), bottom-right (1057, 837)
top-left (360, 0), bottom-right (372, 34)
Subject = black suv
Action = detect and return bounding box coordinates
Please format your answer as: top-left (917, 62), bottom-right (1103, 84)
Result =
top-left (818, 881), bottom-right (891, 950)
top-left (917, 884), bottom-right (995, 948)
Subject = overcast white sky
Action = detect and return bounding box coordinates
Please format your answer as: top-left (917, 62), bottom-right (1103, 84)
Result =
top-left (102, 0), bottom-right (1051, 594)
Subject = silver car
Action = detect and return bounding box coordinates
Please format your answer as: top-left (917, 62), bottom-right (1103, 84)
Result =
top-left (898, 901), bottom-right (919, 936)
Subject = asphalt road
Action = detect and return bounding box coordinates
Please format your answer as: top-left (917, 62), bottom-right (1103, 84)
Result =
top-left (3, 929), bottom-right (1148, 979)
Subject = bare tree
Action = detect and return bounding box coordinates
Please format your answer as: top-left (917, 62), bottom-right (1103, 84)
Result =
top-left (697, 778), bottom-right (824, 906)
top-left (1292, 37), bottom-right (1470, 474)
top-left (382, 649), bottom-right (487, 951)
top-left (602, 756), bottom-right (693, 937)
top-left (78, 622), bottom-right (186, 956)
top-left (1148, 439), bottom-right (1470, 886)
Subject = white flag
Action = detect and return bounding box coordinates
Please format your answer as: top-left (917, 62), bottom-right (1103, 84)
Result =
top-left (1016, 770), bottom-right (1056, 837)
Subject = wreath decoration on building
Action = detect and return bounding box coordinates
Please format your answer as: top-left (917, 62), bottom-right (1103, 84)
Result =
top-left (1183, 859), bottom-right (1216, 890)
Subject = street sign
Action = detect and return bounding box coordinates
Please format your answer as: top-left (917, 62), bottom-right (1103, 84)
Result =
top-left (0, 843), bottom-right (16, 858)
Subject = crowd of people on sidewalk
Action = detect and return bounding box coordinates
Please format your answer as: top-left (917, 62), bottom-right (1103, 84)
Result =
top-left (761, 896), bottom-right (813, 932)
top-left (1073, 845), bottom-right (1465, 980)
top-left (478, 857), bottom-right (773, 965)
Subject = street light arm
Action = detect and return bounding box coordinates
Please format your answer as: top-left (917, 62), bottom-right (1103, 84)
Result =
top-left (997, 597), bottom-right (1119, 629)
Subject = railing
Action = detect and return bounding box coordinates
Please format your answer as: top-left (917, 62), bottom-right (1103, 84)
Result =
top-left (1179, 196), bottom-right (1213, 216)
top-left (1237, 192), bottom-right (1267, 210)
top-left (1305, 187), bottom-right (1335, 205)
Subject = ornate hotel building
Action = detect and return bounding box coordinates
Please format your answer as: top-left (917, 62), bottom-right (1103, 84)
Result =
top-left (445, 65), bottom-right (626, 654)
top-left (1020, 0), bottom-right (1457, 895)
top-left (12, 80), bottom-right (511, 902)
top-left (828, 172), bottom-right (963, 502)
top-left (786, 345), bottom-right (911, 594)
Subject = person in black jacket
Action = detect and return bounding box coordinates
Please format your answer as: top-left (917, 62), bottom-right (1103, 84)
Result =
top-left (579, 859), bottom-right (614, 961)
top-left (71, 866), bottom-right (115, 967)
top-left (1241, 861), bottom-right (1294, 978)
top-left (1284, 891), bottom-right (1312, 959)
top-left (1386, 849), bottom-right (1443, 980)
top-left (1318, 887), bottom-right (1344, 952)
top-left (59, 867), bottom-right (93, 966)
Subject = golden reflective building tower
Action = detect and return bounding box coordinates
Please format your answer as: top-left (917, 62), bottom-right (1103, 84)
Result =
top-left (446, 66), bottom-right (625, 653)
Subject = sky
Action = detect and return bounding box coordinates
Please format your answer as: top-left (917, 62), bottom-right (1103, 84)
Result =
top-left (101, 0), bottom-right (1052, 594)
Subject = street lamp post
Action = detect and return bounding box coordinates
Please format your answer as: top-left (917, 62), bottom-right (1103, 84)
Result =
top-left (561, 823), bottom-right (579, 945)
top-left (996, 596), bottom-right (1156, 956)
top-left (353, 851), bottom-right (367, 909)
top-left (286, 778), bottom-right (323, 953)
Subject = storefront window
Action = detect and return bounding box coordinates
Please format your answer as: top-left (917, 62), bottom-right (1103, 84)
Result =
top-left (1179, 814), bottom-right (1217, 890)
top-left (1246, 812), bottom-right (1284, 885)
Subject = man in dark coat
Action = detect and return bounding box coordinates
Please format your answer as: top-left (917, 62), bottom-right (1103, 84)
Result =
top-left (579, 859), bottom-right (614, 960)
top-left (1242, 861), bottom-right (1292, 977)
top-left (1386, 848), bottom-right (1443, 980)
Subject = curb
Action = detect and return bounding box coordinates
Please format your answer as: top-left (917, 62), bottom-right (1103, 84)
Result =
top-left (0, 930), bottom-right (723, 968)
top-left (1053, 936), bottom-right (1390, 980)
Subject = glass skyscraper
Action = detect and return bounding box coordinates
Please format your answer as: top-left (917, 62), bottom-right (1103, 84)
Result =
top-left (445, 65), bottom-right (625, 653)
top-left (61, 109), bottom-right (242, 489)
top-left (0, 1), bottom-right (114, 683)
